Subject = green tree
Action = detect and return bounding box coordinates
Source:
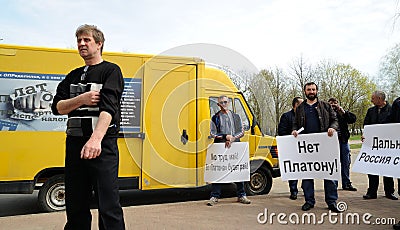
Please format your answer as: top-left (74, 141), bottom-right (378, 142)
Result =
top-left (378, 43), bottom-right (400, 102)
top-left (315, 61), bottom-right (376, 133)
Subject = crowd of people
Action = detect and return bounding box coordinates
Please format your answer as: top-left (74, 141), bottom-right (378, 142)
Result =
top-left (277, 85), bottom-right (400, 229)
top-left (54, 23), bottom-right (399, 229)
top-left (209, 82), bottom-right (399, 218)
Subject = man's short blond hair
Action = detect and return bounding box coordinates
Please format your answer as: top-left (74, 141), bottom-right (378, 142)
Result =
top-left (75, 24), bottom-right (105, 53)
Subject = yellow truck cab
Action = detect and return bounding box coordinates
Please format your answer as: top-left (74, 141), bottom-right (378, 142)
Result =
top-left (0, 44), bottom-right (280, 211)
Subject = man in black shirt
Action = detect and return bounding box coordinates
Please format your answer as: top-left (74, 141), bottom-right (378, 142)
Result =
top-left (52, 24), bottom-right (125, 229)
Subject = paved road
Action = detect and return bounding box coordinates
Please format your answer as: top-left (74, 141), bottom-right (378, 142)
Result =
top-left (0, 184), bottom-right (228, 217)
top-left (0, 149), bottom-right (399, 229)
top-left (349, 139), bottom-right (362, 145)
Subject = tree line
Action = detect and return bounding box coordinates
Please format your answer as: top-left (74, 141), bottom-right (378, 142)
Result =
top-left (232, 44), bottom-right (400, 136)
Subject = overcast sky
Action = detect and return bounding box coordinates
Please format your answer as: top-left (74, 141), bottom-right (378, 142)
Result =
top-left (1, 0), bottom-right (400, 77)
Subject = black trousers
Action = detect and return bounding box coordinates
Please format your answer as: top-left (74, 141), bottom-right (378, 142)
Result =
top-left (398, 179), bottom-right (400, 194)
top-left (64, 136), bottom-right (125, 230)
top-left (367, 174), bottom-right (394, 195)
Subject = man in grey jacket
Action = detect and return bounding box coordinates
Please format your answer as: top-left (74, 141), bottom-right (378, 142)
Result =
top-left (207, 95), bottom-right (251, 206)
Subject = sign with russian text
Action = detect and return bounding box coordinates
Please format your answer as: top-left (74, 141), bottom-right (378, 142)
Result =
top-left (0, 71), bottom-right (67, 131)
top-left (120, 79), bottom-right (141, 133)
top-left (204, 142), bottom-right (250, 183)
top-left (276, 132), bottom-right (341, 181)
top-left (352, 124), bottom-right (400, 178)
top-left (0, 71), bottom-right (140, 133)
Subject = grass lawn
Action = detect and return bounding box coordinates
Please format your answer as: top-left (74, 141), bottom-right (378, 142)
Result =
top-left (349, 134), bottom-right (362, 149)
top-left (349, 134), bottom-right (361, 141)
top-left (350, 143), bottom-right (362, 149)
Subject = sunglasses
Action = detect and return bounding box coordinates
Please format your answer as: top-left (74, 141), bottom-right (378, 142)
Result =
top-left (219, 101), bottom-right (228, 105)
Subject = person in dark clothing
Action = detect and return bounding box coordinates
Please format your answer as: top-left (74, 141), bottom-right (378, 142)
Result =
top-left (328, 98), bottom-right (357, 191)
top-left (388, 96), bottom-right (400, 125)
top-left (278, 96), bottom-right (303, 200)
top-left (51, 24), bottom-right (125, 229)
top-left (386, 96), bottom-right (400, 230)
top-left (362, 91), bottom-right (398, 201)
top-left (387, 96), bottom-right (400, 197)
top-left (291, 82), bottom-right (341, 213)
top-left (207, 95), bottom-right (251, 206)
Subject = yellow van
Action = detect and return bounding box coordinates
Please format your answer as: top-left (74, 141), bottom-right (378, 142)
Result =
top-left (0, 44), bottom-right (279, 211)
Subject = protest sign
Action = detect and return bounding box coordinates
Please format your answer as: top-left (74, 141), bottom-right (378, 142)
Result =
top-left (276, 132), bottom-right (341, 181)
top-left (204, 142), bottom-right (250, 183)
top-left (352, 123), bottom-right (400, 178)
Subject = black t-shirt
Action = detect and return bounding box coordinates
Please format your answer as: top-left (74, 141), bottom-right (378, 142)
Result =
top-left (52, 61), bottom-right (124, 136)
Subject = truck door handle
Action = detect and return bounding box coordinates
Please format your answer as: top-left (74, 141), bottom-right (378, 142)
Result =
top-left (181, 129), bottom-right (188, 145)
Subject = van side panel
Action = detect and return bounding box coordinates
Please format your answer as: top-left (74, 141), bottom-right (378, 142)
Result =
top-left (0, 132), bottom-right (65, 181)
top-left (141, 60), bottom-right (198, 189)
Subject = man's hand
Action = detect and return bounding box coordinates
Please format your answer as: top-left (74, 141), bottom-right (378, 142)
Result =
top-left (327, 128), bottom-right (335, 137)
top-left (81, 137), bottom-right (102, 159)
top-left (56, 90), bottom-right (101, 115)
top-left (225, 135), bottom-right (235, 148)
top-left (291, 130), bottom-right (298, 137)
top-left (226, 135), bottom-right (235, 142)
top-left (337, 106), bottom-right (345, 114)
top-left (361, 135), bottom-right (365, 142)
top-left (80, 91), bottom-right (100, 106)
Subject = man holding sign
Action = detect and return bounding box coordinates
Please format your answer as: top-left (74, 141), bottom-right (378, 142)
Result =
top-left (206, 95), bottom-right (251, 206)
top-left (361, 91), bottom-right (397, 200)
top-left (291, 82), bottom-right (341, 213)
top-left (387, 96), bottom-right (400, 230)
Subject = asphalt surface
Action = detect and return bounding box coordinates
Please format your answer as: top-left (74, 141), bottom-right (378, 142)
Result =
top-left (1, 149), bottom-right (399, 230)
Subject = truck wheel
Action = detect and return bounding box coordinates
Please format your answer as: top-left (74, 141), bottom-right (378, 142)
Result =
top-left (38, 175), bottom-right (66, 212)
top-left (245, 166), bottom-right (272, 195)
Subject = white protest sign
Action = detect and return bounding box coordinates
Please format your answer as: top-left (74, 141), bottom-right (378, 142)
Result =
top-left (352, 123), bottom-right (400, 178)
top-left (204, 142), bottom-right (250, 183)
top-left (276, 132), bottom-right (341, 181)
